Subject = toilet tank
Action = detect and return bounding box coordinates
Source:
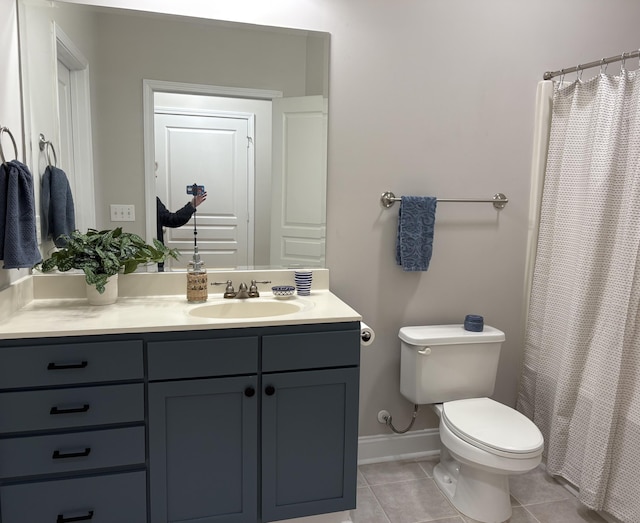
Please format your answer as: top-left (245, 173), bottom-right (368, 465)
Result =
top-left (399, 324), bottom-right (505, 404)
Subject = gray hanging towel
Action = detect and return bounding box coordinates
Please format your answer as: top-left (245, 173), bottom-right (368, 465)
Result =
top-left (0, 160), bottom-right (42, 269)
top-left (396, 196), bottom-right (437, 271)
top-left (41, 165), bottom-right (76, 247)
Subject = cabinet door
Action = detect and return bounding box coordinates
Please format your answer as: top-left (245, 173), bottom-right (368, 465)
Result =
top-left (148, 376), bottom-right (258, 523)
top-left (261, 367), bottom-right (359, 522)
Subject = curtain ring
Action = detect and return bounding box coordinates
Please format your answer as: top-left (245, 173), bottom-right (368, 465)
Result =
top-left (576, 65), bottom-right (583, 82)
top-left (620, 52), bottom-right (627, 72)
top-left (600, 58), bottom-right (607, 75)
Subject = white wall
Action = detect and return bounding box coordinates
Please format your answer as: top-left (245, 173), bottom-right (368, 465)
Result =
top-left (6, 0), bottom-right (640, 436)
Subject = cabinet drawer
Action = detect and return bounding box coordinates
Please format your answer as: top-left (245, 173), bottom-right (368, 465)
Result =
top-left (262, 330), bottom-right (360, 372)
top-left (0, 470), bottom-right (146, 523)
top-left (148, 336), bottom-right (258, 380)
top-left (0, 384), bottom-right (144, 434)
top-left (0, 426), bottom-right (145, 479)
top-left (0, 340), bottom-right (143, 390)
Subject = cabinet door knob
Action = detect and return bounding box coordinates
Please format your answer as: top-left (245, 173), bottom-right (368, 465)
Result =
top-left (265, 385), bottom-right (275, 396)
top-left (244, 386), bottom-right (255, 397)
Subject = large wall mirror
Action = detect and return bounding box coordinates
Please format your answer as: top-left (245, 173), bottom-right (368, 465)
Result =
top-left (18, 0), bottom-right (329, 270)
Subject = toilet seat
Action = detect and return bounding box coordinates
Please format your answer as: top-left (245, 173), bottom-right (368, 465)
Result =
top-left (442, 398), bottom-right (544, 459)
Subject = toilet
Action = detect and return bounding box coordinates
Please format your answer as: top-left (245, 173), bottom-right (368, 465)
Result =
top-left (399, 325), bottom-right (544, 523)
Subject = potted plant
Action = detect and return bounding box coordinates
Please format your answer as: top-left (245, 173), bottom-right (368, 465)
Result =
top-left (36, 228), bottom-right (179, 304)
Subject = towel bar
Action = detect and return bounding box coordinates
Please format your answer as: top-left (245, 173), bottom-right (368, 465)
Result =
top-left (380, 191), bottom-right (508, 210)
top-left (0, 126), bottom-right (18, 165)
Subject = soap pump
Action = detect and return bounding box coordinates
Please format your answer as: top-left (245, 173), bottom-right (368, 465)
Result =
top-left (186, 187), bottom-right (208, 303)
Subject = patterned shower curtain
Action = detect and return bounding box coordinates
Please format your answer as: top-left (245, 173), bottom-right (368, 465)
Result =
top-left (517, 70), bottom-right (640, 522)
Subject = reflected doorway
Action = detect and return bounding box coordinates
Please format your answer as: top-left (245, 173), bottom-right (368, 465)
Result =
top-left (154, 101), bottom-right (257, 270)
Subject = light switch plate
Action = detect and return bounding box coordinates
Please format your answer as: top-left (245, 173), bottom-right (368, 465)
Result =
top-left (110, 204), bottom-right (135, 222)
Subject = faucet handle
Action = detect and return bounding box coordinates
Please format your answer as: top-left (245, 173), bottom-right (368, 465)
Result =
top-left (212, 280), bottom-right (236, 298)
top-left (248, 279), bottom-right (271, 298)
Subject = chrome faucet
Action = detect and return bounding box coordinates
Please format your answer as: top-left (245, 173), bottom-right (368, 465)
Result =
top-left (235, 282), bottom-right (251, 299)
top-left (212, 279), bottom-right (271, 299)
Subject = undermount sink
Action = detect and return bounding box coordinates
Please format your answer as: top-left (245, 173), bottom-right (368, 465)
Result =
top-left (188, 298), bottom-right (309, 319)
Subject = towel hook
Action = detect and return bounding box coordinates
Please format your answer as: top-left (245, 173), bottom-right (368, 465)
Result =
top-left (39, 133), bottom-right (58, 168)
top-left (0, 126), bottom-right (18, 165)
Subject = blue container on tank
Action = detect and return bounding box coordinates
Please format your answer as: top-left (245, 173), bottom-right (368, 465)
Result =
top-left (464, 314), bottom-right (484, 332)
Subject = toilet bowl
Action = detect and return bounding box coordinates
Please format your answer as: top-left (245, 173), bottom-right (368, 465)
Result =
top-left (398, 325), bottom-right (544, 523)
top-left (432, 400), bottom-right (543, 523)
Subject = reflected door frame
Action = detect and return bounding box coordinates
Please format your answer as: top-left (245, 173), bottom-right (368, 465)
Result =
top-left (142, 80), bottom-right (282, 270)
top-left (53, 23), bottom-right (97, 233)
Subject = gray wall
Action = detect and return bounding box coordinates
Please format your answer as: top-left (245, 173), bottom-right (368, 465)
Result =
top-left (5, 0), bottom-right (640, 436)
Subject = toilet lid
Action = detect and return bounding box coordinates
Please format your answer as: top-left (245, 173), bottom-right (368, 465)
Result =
top-left (442, 398), bottom-right (544, 458)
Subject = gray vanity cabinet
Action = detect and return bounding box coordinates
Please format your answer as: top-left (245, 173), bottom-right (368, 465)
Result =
top-left (0, 339), bottom-right (147, 523)
top-left (0, 321), bottom-right (360, 523)
top-left (147, 336), bottom-right (259, 523)
top-left (147, 324), bottom-right (360, 523)
top-left (261, 331), bottom-right (360, 522)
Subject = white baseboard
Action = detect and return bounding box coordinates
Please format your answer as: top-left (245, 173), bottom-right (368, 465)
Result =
top-left (357, 428), bottom-right (441, 464)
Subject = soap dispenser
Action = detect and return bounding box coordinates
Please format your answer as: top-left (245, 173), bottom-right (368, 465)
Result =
top-left (186, 192), bottom-right (208, 303)
top-left (187, 246), bottom-right (208, 303)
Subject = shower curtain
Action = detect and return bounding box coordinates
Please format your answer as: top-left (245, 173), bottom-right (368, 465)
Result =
top-left (517, 71), bottom-right (640, 522)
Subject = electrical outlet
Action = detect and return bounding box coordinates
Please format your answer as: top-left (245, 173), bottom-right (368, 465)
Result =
top-left (110, 204), bottom-right (136, 222)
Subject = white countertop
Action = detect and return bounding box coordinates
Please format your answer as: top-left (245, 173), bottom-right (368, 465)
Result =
top-left (0, 271), bottom-right (362, 340)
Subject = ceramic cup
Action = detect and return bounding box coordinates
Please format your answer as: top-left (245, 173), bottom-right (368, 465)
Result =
top-left (293, 270), bottom-right (313, 296)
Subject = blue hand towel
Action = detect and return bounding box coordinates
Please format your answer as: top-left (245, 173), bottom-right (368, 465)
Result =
top-left (0, 160), bottom-right (43, 269)
top-left (396, 196), bottom-right (437, 271)
top-left (41, 165), bottom-right (76, 247)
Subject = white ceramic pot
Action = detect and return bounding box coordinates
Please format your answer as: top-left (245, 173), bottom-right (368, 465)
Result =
top-left (86, 273), bottom-right (118, 305)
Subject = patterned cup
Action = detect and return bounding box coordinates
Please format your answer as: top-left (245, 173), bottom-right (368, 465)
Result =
top-left (294, 270), bottom-right (313, 296)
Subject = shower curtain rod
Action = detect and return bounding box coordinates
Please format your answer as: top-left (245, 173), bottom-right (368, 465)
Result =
top-left (543, 49), bottom-right (640, 80)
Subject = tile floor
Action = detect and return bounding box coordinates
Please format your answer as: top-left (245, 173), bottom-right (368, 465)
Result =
top-left (352, 457), bottom-right (608, 523)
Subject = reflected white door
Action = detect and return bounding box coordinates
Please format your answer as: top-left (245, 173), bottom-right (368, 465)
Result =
top-left (270, 96), bottom-right (327, 267)
top-left (154, 111), bottom-right (254, 270)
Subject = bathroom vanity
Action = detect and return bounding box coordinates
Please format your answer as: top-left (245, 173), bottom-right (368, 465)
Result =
top-left (0, 271), bottom-right (361, 523)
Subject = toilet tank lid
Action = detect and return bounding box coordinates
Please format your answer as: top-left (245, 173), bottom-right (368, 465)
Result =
top-left (399, 324), bottom-right (505, 345)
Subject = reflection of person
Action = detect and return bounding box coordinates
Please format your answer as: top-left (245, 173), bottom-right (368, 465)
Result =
top-left (156, 191), bottom-right (207, 271)
top-left (156, 192), bottom-right (207, 245)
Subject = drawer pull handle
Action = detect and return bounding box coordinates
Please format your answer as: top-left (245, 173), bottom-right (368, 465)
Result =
top-left (56, 510), bottom-right (94, 522)
top-left (50, 404), bottom-right (90, 415)
top-left (244, 386), bottom-right (255, 397)
top-left (47, 361), bottom-right (88, 370)
top-left (265, 385), bottom-right (275, 396)
top-left (52, 447), bottom-right (92, 459)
